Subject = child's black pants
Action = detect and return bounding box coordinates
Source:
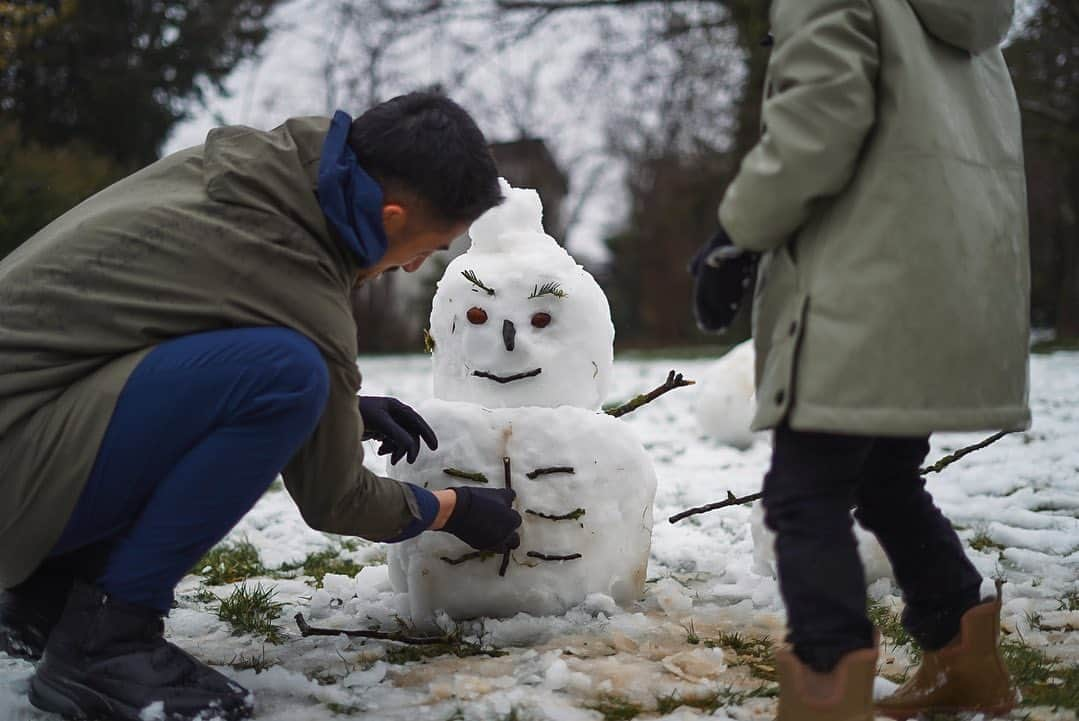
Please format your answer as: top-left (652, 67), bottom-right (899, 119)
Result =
top-left (762, 424), bottom-right (983, 672)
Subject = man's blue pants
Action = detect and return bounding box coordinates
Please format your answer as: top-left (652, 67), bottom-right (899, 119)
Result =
top-left (49, 327), bottom-right (330, 612)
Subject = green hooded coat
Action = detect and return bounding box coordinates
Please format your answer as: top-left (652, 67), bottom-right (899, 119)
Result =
top-left (0, 117), bottom-right (420, 588)
top-left (719, 0), bottom-right (1031, 435)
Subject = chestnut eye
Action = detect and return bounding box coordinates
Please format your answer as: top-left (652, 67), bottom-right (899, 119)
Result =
top-left (467, 307), bottom-right (488, 325)
top-left (531, 312), bottom-right (552, 329)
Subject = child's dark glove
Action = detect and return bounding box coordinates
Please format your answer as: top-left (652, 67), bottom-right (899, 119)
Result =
top-left (358, 396), bottom-right (438, 465)
top-left (441, 487), bottom-right (522, 552)
top-left (688, 227), bottom-right (759, 333)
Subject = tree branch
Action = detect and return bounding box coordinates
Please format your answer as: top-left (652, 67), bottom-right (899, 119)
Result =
top-left (668, 491), bottom-right (761, 524)
top-left (295, 613), bottom-right (449, 645)
top-left (668, 432), bottom-right (1013, 524)
top-left (918, 431), bottom-right (1011, 475)
top-left (606, 370), bottom-right (695, 418)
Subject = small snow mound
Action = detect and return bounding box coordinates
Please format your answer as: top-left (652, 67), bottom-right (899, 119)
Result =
top-left (695, 340), bottom-right (757, 449)
top-left (652, 578), bottom-right (693, 616)
top-left (543, 654), bottom-right (592, 692)
top-left (580, 593), bottom-right (620, 617)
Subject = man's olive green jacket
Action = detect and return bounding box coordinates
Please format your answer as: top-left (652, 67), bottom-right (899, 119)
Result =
top-left (0, 117), bottom-right (421, 588)
top-left (720, 0), bottom-right (1031, 435)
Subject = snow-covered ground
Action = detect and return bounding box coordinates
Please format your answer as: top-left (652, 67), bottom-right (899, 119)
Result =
top-left (2, 352), bottom-right (1076, 721)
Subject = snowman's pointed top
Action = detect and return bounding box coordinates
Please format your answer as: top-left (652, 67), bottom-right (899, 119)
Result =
top-left (468, 178), bottom-right (562, 256)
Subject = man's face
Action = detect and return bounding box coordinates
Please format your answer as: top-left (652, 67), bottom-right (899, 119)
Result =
top-left (359, 205), bottom-right (468, 280)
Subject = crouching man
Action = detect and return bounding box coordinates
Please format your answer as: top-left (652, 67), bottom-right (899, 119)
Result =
top-left (0, 91), bottom-right (522, 721)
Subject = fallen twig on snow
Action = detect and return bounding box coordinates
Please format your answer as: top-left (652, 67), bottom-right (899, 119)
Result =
top-left (294, 613), bottom-right (449, 645)
top-left (606, 370), bottom-right (695, 419)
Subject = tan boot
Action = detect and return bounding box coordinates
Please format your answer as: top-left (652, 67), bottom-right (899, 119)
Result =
top-left (876, 596), bottom-right (1019, 720)
top-left (775, 642), bottom-right (878, 721)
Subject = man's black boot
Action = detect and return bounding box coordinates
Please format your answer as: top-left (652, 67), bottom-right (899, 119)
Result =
top-left (29, 582), bottom-right (253, 721)
top-left (0, 565), bottom-right (73, 661)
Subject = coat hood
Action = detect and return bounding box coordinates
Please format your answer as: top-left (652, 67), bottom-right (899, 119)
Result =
top-left (908, 0), bottom-right (1014, 54)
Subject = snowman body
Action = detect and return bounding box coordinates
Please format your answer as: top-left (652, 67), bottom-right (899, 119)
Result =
top-left (388, 401), bottom-right (656, 622)
top-left (387, 181), bottom-right (657, 624)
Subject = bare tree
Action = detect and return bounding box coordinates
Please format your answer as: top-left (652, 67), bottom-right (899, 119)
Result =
top-left (310, 0), bottom-right (770, 349)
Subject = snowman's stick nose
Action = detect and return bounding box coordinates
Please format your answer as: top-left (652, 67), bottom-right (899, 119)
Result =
top-left (502, 319), bottom-right (516, 352)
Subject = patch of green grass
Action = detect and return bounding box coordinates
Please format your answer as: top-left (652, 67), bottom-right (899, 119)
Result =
top-left (655, 685), bottom-right (777, 714)
top-left (682, 619), bottom-right (700, 645)
top-left (336, 537), bottom-right (361, 552)
top-left (1003, 636), bottom-right (1079, 710)
top-left (217, 582), bottom-right (284, 644)
top-left (587, 695), bottom-right (644, 721)
top-left (382, 639), bottom-right (505, 665)
top-left (230, 645), bottom-right (273, 673)
top-left (364, 547), bottom-right (388, 566)
top-left (191, 586), bottom-right (218, 604)
top-left (1058, 590), bottom-right (1079, 612)
top-left (326, 702), bottom-right (365, 715)
top-left (276, 547), bottom-right (363, 587)
top-left (867, 600), bottom-right (922, 663)
top-left (968, 530), bottom-right (1005, 553)
top-left (194, 538), bottom-right (266, 585)
top-left (703, 632), bottom-right (777, 681)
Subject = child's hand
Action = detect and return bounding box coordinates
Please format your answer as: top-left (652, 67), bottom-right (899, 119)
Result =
top-left (688, 227), bottom-right (758, 333)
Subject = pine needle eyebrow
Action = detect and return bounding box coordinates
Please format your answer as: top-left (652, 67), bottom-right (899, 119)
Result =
top-left (462, 269), bottom-right (495, 296)
top-left (528, 282), bottom-right (567, 299)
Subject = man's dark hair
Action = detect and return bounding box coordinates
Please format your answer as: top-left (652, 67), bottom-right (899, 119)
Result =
top-left (348, 91), bottom-right (503, 224)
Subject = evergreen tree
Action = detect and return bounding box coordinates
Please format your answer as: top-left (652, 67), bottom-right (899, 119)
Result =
top-left (1005, 0), bottom-right (1079, 339)
top-left (1, 0), bottom-right (279, 168)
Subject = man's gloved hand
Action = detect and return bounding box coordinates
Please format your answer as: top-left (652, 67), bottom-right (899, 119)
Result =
top-left (688, 227), bottom-right (759, 333)
top-left (358, 396), bottom-right (437, 465)
top-left (440, 487), bottom-right (522, 552)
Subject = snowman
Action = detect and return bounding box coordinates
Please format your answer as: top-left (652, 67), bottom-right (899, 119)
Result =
top-left (387, 181), bottom-right (658, 626)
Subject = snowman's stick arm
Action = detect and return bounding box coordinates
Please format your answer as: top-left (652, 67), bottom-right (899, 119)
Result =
top-left (669, 431), bottom-right (1012, 524)
top-left (668, 491), bottom-right (763, 524)
top-left (918, 430), bottom-right (1011, 475)
top-left (605, 370), bottom-right (695, 419)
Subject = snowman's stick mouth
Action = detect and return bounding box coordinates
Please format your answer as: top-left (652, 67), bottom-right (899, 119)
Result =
top-left (472, 368), bottom-right (542, 384)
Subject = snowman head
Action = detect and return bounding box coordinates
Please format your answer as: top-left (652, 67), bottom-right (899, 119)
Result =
top-left (430, 181), bottom-right (614, 410)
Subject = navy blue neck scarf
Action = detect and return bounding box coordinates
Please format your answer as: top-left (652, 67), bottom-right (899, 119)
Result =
top-left (317, 110), bottom-right (388, 268)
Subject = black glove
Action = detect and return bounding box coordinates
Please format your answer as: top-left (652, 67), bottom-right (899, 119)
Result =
top-left (688, 227), bottom-right (759, 333)
top-left (440, 487), bottom-right (522, 552)
top-left (358, 396), bottom-right (438, 465)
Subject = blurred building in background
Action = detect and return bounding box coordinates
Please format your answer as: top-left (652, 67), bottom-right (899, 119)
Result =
top-left (489, 138), bottom-right (569, 240)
